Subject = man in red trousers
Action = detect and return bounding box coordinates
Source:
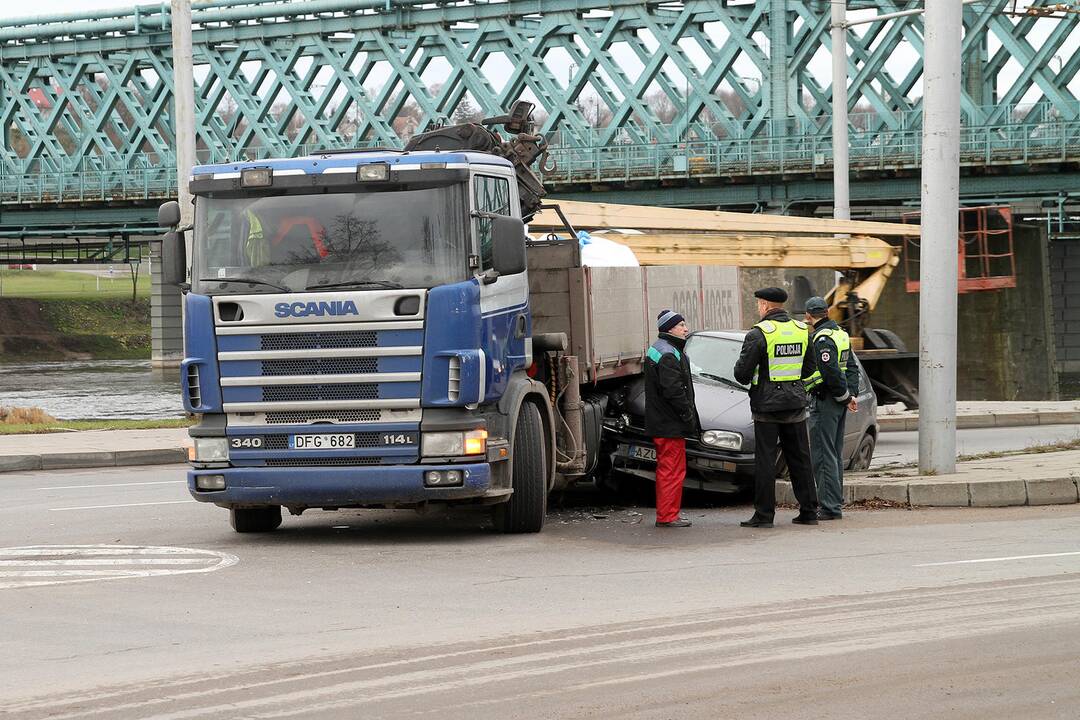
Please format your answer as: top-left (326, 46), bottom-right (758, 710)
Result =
top-left (644, 309), bottom-right (699, 527)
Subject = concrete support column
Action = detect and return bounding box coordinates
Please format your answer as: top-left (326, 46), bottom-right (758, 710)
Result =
top-left (152, 0), bottom-right (196, 367)
top-left (150, 240), bottom-right (183, 367)
top-left (917, 0), bottom-right (962, 475)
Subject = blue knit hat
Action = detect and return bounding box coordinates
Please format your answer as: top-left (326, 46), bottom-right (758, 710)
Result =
top-left (657, 309), bottom-right (685, 333)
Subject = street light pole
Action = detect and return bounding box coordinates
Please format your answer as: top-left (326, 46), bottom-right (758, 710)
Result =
top-left (918, 0), bottom-right (962, 475)
top-left (831, 1), bottom-right (850, 222)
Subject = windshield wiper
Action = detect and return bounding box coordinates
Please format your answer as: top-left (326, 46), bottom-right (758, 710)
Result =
top-left (305, 279), bottom-right (404, 291)
top-left (698, 372), bottom-right (747, 391)
top-left (214, 277), bottom-right (288, 292)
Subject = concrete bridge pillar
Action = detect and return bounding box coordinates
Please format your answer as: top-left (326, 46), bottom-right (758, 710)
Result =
top-left (150, 239), bottom-right (183, 367)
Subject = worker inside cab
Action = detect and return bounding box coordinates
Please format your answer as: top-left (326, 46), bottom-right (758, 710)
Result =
top-left (239, 201), bottom-right (327, 268)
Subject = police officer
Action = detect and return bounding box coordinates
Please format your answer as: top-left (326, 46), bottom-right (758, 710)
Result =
top-left (802, 296), bottom-right (861, 520)
top-left (733, 287), bottom-right (819, 528)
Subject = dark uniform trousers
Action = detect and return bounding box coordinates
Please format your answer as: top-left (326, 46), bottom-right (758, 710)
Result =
top-left (809, 396), bottom-right (847, 516)
top-left (753, 419), bottom-right (818, 521)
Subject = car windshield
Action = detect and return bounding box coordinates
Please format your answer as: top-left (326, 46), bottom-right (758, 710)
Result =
top-left (685, 334), bottom-right (748, 389)
top-left (192, 184), bottom-right (469, 294)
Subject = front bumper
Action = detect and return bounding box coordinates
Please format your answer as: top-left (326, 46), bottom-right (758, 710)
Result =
top-left (188, 462), bottom-right (494, 508)
top-left (611, 438), bottom-right (755, 492)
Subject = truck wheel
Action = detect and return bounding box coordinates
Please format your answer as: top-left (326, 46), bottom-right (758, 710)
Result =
top-left (495, 402), bottom-right (547, 533)
top-left (230, 506), bottom-right (282, 533)
top-left (848, 433), bottom-right (876, 471)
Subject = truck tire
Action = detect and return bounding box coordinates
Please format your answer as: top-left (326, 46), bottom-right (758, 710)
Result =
top-left (495, 402), bottom-right (547, 533)
top-left (230, 506), bottom-right (282, 533)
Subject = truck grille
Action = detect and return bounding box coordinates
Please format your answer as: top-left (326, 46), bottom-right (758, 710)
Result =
top-left (263, 410), bottom-right (384, 424)
top-left (216, 320), bottom-right (423, 414)
top-left (261, 358), bottom-right (378, 376)
top-left (261, 331), bottom-right (376, 351)
top-left (262, 384), bottom-right (378, 403)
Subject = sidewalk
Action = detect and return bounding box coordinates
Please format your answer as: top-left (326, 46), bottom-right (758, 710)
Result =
top-left (0, 428), bottom-right (189, 473)
top-left (878, 401), bottom-right (1080, 432)
top-left (779, 449), bottom-right (1080, 508)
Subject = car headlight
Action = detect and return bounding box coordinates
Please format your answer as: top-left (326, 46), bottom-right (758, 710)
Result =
top-left (422, 430), bottom-right (487, 457)
top-left (700, 430), bottom-right (742, 451)
top-left (193, 437), bottom-right (230, 462)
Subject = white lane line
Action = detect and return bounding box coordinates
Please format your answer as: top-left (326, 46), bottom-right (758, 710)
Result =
top-left (0, 559), bottom-right (212, 566)
top-left (38, 480), bottom-right (183, 490)
top-left (1, 546), bottom-right (206, 556)
top-left (49, 500), bottom-right (191, 512)
top-left (915, 551), bottom-right (1080, 567)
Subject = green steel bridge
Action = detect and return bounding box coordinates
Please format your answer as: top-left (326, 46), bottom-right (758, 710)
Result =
top-left (1, 0), bottom-right (1079, 258)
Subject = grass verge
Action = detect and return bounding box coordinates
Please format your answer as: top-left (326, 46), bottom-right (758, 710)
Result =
top-left (0, 418), bottom-right (193, 435)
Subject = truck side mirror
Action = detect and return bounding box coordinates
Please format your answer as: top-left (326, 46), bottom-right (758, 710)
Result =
top-left (162, 230), bottom-right (188, 287)
top-left (158, 200), bottom-right (181, 229)
top-left (491, 215), bottom-right (526, 276)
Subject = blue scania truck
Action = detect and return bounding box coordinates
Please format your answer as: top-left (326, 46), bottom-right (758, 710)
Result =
top-left (158, 102), bottom-right (737, 533)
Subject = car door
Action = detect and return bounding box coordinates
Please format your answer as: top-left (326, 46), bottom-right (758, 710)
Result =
top-left (842, 357), bottom-right (874, 461)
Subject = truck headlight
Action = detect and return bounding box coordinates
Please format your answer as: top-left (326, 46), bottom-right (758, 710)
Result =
top-left (700, 430), bottom-right (742, 451)
top-left (422, 430), bottom-right (487, 457)
top-left (193, 438), bottom-right (230, 462)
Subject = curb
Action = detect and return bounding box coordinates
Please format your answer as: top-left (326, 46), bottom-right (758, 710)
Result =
top-left (878, 411), bottom-right (1080, 433)
top-left (0, 448), bottom-right (187, 474)
top-left (776, 476), bottom-right (1080, 508)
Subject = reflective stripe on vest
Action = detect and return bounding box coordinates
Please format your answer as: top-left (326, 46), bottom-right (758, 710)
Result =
top-left (804, 327), bottom-right (852, 391)
top-left (752, 319), bottom-right (808, 385)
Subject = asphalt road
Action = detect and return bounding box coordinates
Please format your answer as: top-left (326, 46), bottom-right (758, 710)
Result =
top-left (2, 464), bottom-right (1079, 719)
top-left (871, 423), bottom-right (1080, 468)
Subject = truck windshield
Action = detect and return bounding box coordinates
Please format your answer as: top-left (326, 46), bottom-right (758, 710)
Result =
top-left (192, 184), bottom-right (469, 294)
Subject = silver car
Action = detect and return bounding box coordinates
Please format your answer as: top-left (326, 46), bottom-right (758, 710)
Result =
top-left (603, 330), bottom-right (878, 494)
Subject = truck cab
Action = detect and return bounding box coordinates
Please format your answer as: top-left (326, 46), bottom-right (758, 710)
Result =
top-left (164, 149), bottom-right (555, 533)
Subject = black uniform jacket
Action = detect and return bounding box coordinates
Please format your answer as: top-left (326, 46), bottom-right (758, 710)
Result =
top-left (733, 309), bottom-right (811, 419)
top-left (644, 332), bottom-right (699, 438)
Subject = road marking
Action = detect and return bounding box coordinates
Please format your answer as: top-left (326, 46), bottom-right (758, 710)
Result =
top-left (38, 480), bottom-right (183, 490)
top-left (49, 500), bottom-right (191, 512)
top-left (915, 551), bottom-right (1080, 567)
top-left (0, 545), bottom-right (238, 589)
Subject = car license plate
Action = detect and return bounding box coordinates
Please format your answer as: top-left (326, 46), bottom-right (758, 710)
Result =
top-left (290, 433), bottom-right (356, 450)
top-left (628, 445), bottom-right (657, 462)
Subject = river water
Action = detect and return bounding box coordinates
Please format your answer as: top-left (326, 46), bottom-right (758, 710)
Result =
top-left (0, 360), bottom-right (184, 420)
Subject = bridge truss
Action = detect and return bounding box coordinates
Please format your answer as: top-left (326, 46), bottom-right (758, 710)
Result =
top-left (0, 0), bottom-right (1078, 213)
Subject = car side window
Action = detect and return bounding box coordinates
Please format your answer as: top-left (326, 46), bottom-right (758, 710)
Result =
top-left (473, 175), bottom-right (511, 269)
top-left (856, 358), bottom-right (869, 394)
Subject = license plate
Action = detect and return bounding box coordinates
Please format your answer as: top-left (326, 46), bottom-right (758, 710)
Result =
top-left (290, 433), bottom-right (356, 450)
top-left (628, 445), bottom-right (657, 462)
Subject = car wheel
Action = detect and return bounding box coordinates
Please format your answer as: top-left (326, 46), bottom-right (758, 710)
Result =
top-left (848, 432), bottom-right (876, 471)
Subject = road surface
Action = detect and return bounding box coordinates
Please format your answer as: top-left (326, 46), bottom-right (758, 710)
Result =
top-left (1, 463), bottom-right (1078, 719)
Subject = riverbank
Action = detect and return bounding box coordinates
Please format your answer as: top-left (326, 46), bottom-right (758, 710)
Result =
top-left (0, 297), bottom-right (150, 361)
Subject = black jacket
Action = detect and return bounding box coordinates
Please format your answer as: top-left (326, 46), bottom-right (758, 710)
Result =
top-left (733, 309), bottom-right (811, 417)
top-left (808, 319), bottom-right (861, 403)
top-left (644, 332), bottom-right (699, 438)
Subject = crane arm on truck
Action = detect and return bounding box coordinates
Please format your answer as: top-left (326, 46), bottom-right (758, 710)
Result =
top-left (529, 200), bottom-right (921, 409)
